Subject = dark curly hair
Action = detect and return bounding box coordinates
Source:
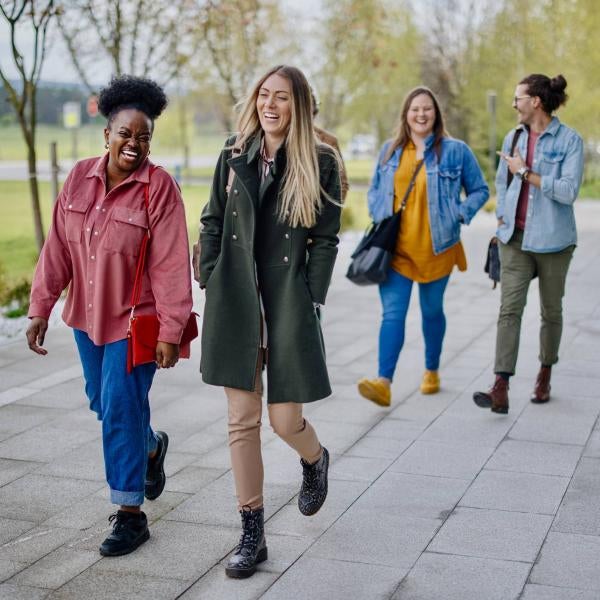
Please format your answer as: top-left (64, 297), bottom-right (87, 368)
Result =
top-left (98, 75), bottom-right (168, 128)
top-left (519, 73), bottom-right (568, 114)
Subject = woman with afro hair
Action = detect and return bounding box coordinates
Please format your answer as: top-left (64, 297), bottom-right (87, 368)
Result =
top-left (26, 75), bottom-right (193, 556)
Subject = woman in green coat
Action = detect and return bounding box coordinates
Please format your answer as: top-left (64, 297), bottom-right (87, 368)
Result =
top-left (199, 65), bottom-right (342, 579)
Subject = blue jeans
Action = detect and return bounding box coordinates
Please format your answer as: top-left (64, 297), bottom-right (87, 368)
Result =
top-left (378, 270), bottom-right (450, 380)
top-left (74, 330), bottom-right (158, 506)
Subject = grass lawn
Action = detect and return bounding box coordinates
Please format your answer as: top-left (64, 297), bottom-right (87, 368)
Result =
top-left (0, 179), bottom-right (210, 281)
top-left (0, 124), bottom-right (227, 162)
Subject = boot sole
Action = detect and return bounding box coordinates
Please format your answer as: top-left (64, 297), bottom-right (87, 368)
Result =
top-left (99, 528), bottom-right (150, 557)
top-left (357, 381), bottom-right (390, 407)
top-left (225, 546), bottom-right (268, 579)
top-left (145, 431), bottom-right (169, 501)
top-left (472, 392), bottom-right (493, 408)
top-left (530, 396), bottom-right (550, 404)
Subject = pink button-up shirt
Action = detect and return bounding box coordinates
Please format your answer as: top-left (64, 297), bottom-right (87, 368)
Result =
top-left (29, 155), bottom-right (193, 346)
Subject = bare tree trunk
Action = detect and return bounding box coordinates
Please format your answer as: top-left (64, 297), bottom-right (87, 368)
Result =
top-left (27, 146), bottom-right (44, 251)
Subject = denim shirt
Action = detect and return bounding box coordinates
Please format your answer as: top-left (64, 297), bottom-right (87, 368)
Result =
top-left (367, 136), bottom-right (489, 254)
top-left (495, 117), bottom-right (584, 253)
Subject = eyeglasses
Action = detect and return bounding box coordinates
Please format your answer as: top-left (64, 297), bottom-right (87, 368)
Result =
top-left (513, 95), bottom-right (531, 104)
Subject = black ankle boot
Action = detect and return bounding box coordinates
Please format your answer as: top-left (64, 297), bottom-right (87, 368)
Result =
top-left (225, 507), bottom-right (268, 579)
top-left (298, 446), bottom-right (329, 516)
top-left (99, 510), bottom-right (149, 557)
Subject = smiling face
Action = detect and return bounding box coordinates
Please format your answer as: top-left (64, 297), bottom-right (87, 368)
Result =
top-left (104, 108), bottom-right (152, 177)
top-left (513, 83), bottom-right (536, 125)
top-left (406, 93), bottom-right (436, 139)
top-left (256, 72), bottom-right (292, 145)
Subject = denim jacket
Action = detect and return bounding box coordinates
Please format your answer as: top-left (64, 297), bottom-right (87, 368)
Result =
top-left (368, 136), bottom-right (489, 254)
top-left (495, 117), bottom-right (584, 253)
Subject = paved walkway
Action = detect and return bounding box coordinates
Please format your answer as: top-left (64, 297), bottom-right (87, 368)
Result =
top-left (1, 205), bottom-right (599, 599)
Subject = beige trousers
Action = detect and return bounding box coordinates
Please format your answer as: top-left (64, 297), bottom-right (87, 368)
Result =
top-left (225, 361), bottom-right (322, 510)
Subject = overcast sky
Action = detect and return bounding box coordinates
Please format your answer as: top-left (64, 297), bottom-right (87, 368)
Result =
top-left (0, 0), bottom-right (322, 86)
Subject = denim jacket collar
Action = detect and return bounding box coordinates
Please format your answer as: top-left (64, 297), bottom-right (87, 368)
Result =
top-left (516, 116), bottom-right (561, 139)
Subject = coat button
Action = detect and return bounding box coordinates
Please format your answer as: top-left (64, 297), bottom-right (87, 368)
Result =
top-left (233, 189), bottom-right (239, 195)
top-left (284, 233), bottom-right (289, 239)
top-left (232, 234), bottom-right (238, 240)
top-left (233, 211), bottom-right (238, 217)
top-left (283, 256), bottom-right (289, 263)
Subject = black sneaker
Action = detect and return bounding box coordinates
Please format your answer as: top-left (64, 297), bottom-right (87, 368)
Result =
top-left (298, 446), bottom-right (329, 516)
top-left (225, 507), bottom-right (268, 579)
top-left (99, 511), bottom-right (150, 557)
top-left (145, 431), bottom-right (169, 501)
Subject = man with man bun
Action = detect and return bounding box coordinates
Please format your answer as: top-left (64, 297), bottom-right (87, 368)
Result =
top-left (473, 74), bottom-right (584, 414)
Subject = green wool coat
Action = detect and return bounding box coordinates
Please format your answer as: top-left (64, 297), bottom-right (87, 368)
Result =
top-left (199, 134), bottom-right (342, 403)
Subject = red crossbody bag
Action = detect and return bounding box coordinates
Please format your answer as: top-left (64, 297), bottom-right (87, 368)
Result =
top-left (126, 166), bottom-right (198, 373)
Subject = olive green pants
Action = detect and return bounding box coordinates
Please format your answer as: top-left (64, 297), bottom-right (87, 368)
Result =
top-left (495, 229), bottom-right (574, 375)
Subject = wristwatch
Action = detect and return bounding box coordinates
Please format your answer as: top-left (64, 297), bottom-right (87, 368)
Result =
top-left (515, 166), bottom-right (530, 181)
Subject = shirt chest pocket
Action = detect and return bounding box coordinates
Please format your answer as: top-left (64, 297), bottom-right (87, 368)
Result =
top-left (541, 150), bottom-right (566, 178)
top-left (64, 194), bottom-right (93, 243)
top-left (104, 206), bottom-right (148, 256)
top-left (439, 168), bottom-right (461, 200)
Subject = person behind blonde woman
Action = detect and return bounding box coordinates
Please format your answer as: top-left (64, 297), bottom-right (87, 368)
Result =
top-left (311, 88), bottom-right (349, 201)
top-left (198, 65), bottom-right (342, 578)
top-left (357, 86), bottom-right (489, 407)
top-left (26, 76), bottom-right (192, 556)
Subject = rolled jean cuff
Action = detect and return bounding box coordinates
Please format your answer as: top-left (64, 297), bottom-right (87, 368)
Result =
top-left (110, 488), bottom-right (144, 507)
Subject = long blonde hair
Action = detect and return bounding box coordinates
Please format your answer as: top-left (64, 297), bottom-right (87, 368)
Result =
top-left (235, 65), bottom-right (326, 229)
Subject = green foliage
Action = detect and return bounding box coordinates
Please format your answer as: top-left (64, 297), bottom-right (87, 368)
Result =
top-left (0, 261), bottom-right (32, 319)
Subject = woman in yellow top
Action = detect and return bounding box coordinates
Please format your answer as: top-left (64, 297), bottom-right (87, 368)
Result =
top-left (358, 87), bottom-right (489, 406)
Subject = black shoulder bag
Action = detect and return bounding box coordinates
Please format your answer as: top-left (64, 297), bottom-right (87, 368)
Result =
top-left (346, 159), bottom-right (424, 286)
top-left (485, 128), bottom-right (523, 289)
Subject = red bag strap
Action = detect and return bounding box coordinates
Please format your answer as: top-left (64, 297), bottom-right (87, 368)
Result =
top-left (129, 165), bottom-right (158, 323)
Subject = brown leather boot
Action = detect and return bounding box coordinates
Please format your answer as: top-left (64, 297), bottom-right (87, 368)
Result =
top-left (530, 366), bottom-right (551, 404)
top-left (473, 375), bottom-right (509, 414)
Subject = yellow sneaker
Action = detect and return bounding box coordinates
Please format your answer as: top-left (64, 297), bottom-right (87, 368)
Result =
top-left (420, 370), bottom-right (440, 394)
top-left (357, 377), bottom-right (391, 407)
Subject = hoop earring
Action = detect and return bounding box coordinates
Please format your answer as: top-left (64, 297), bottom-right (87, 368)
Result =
top-left (104, 143), bottom-right (109, 150)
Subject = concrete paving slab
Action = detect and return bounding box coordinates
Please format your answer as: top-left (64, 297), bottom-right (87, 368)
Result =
top-left (164, 466), bottom-right (227, 494)
top-left (8, 548), bottom-right (99, 589)
top-left (393, 552), bottom-right (530, 600)
top-left (486, 439), bottom-right (583, 477)
top-left (92, 520), bottom-right (233, 580)
top-left (553, 458), bottom-right (600, 535)
top-left (0, 526), bottom-right (80, 564)
top-left (345, 433), bottom-right (414, 460)
top-left (306, 508), bottom-right (441, 568)
top-left (531, 532), bottom-right (600, 591)
top-left (353, 471), bottom-right (469, 520)
top-left (0, 583), bottom-right (49, 599)
top-left (0, 426), bottom-right (99, 463)
top-left (0, 458), bottom-right (42, 487)
top-left (0, 475), bottom-right (103, 522)
top-left (0, 517), bottom-right (36, 546)
top-left (179, 563), bottom-right (278, 599)
top-left (521, 584), bottom-right (599, 600)
top-left (459, 469), bottom-right (570, 515)
top-left (328, 454), bottom-right (393, 482)
top-left (262, 556), bottom-right (408, 600)
top-left (429, 506), bottom-right (552, 562)
top-left (266, 479), bottom-right (370, 539)
top-left (388, 440), bottom-right (495, 480)
top-left (47, 569), bottom-right (189, 600)
top-left (0, 560), bottom-right (27, 584)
